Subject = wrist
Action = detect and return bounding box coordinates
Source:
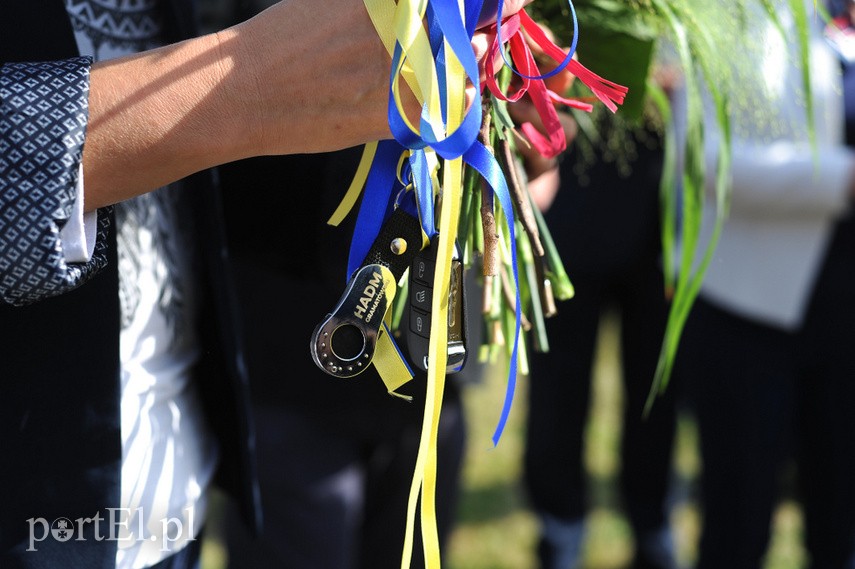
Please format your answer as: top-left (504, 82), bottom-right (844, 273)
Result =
top-left (208, 26), bottom-right (265, 161)
top-left (226, 0), bottom-right (393, 156)
top-left (83, 32), bottom-right (261, 210)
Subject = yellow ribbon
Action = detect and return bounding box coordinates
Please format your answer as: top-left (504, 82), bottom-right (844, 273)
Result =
top-left (352, 2), bottom-right (473, 566)
top-left (375, 324), bottom-right (416, 400)
top-left (327, 141), bottom-right (378, 226)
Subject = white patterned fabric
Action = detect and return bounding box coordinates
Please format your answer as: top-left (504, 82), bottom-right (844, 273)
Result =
top-left (0, 56), bottom-right (112, 305)
top-left (65, 2), bottom-right (214, 568)
top-left (66, 0), bottom-right (165, 60)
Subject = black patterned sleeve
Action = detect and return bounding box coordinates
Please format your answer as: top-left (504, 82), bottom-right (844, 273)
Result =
top-left (0, 56), bottom-right (111, 307)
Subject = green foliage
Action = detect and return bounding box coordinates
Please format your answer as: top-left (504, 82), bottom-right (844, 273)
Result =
top-left (525, 0), bottom-right (814, 405)
top-left (529, 0), bottom-right (659, 119)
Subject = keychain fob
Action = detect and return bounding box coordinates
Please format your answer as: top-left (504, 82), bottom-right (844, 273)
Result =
top-left (405, 240), bottom-right (468, 373)
top-left (310, 207), bottom-right (422, 378)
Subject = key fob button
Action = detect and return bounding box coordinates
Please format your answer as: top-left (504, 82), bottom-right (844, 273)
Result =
top-left (412, 257), bottom-right (435, 286)
top-left (411, 282), bottom-right (432, 312)
top-left (410, 309), bottom-right (431, 339)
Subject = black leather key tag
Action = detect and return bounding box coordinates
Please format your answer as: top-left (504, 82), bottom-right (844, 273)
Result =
top-left (310, 208), bottom-right (423, 378)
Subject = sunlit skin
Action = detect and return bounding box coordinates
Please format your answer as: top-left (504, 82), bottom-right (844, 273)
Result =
top-left (82, 0), bottom-right (533, 212)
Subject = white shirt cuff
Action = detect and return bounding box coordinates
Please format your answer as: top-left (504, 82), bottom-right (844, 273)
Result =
top-left (59, 163), bottom-right (97, 263)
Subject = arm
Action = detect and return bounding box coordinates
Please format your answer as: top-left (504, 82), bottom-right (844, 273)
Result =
top-left (82, 0), bottom-right (533, 211)
top-left (1, 0), bottom-right (531, 304)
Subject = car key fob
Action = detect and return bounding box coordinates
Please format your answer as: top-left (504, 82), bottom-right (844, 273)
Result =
top-left (405, 239), bottom-right (468, 373)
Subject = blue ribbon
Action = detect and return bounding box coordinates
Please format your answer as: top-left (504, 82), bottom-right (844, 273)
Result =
top-left (425, 5), bottom-right (448, 114)
top-left (408, 150), bottom-right (437, 240)
top-left (347, 145), bottom-right (436, 280)
top-left (476, 0), bottom-right (497, 29)
top-left (346, 140), bottom-right (407, 278)
top-left (416, 0), bottom-right (481, 160)
top-left (463, 141), bottom-right (521, 446)
top-left (496, 0), bottom-right (579, 81)
top-left (351, 0), bottom-right (537, 445)
top-left (387, 0), bottom-right (483, 160)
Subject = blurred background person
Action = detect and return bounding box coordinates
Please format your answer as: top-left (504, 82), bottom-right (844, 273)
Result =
top-left (521, 106), bottom-right (677, 568)
top-left (674, 1), bottom-right (855, 567)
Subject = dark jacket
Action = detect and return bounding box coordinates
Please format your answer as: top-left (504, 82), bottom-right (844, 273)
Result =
top-left (0, 2), bottom-right (260, 567)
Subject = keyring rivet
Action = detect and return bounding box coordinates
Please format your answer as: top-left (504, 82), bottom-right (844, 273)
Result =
top-left (390, 238), bottom-right (407, 255)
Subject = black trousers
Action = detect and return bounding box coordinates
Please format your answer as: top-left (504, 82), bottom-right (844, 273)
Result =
top-left (679, 215), bottom-right (855, 569)
top-left (523, 123), bottom-right (675, 569)
top-left (523, 259), bottom-right (675, 563)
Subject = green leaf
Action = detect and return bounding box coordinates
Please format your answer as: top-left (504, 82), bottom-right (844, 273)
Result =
top-left (491, 95), bottom-right (516, 139)
top-left (529, 0), bottom-right (658, 120)
top-left (645, 80), bottom-right (677, 295)
top-left (576, 27), bottom-right (656, 120)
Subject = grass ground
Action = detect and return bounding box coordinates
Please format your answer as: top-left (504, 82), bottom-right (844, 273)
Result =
top-left (202, 313), bottom-right (807, 569)
top-left (444, 313), bottom-right (807, 569)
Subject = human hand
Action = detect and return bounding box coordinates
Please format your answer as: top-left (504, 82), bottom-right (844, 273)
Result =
top-left (479, 0), bottom-right (535, 27)
top-left (503, 17), bottom-right (579, 212)
top-left (523, 19), bottom-right (576, 96)
top-left (504, 17), bottom-right (578, 180)
top-left (509, 97), bottom-right (578, 165)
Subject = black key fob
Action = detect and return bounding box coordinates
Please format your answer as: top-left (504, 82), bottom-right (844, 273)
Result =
top-left (310, 207), bottom-right (423, 379)
top-left (405, 240), bottom-right (468, 373)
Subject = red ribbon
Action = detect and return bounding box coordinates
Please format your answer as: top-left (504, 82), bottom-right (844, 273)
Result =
top-left (485, 10), bottom-right (629, 158)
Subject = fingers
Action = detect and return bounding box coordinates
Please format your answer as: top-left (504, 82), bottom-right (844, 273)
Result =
top-left (503, 0), bottom-right (536, 18)
top-left (527, 167), bottom-right (560, 212)
top-left (524, 99), bottom-right (579, 147)
top-left (558, 111), bottom-right (578, 146)
top-left (472, 29), bottom-right (504, 84)
top-left (508, 96), bottom-right (578, 157)
top-left (471, 30), bottom-right (492, 66)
